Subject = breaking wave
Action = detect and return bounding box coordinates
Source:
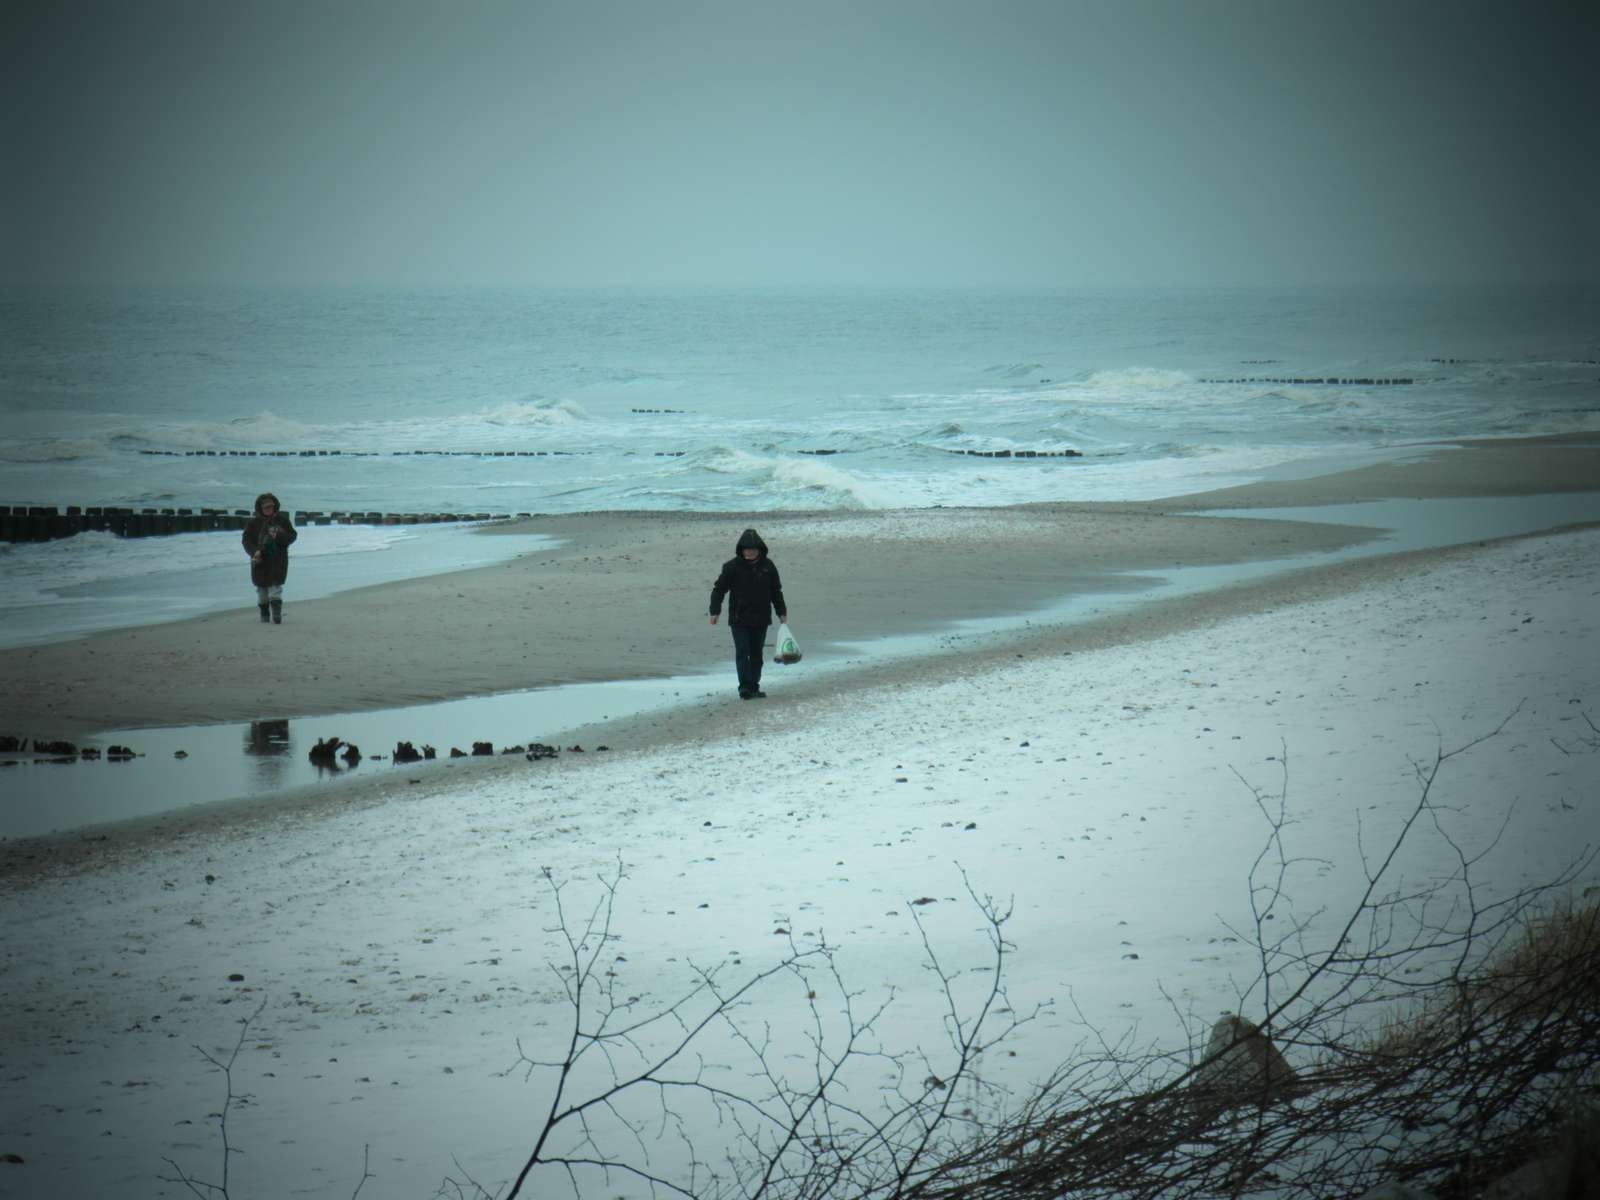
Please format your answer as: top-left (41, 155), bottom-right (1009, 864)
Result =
top-left (1084, 367), bottom-right (1193, 390)
top-left (477, 398), bottom-right (587, 426)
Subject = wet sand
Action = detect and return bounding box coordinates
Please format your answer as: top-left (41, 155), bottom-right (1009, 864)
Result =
top-left (3, 435), bottom-right (1596, 747)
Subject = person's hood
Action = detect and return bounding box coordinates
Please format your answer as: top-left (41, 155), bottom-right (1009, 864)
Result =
top-left (735, 528), bottom-right (768, 558)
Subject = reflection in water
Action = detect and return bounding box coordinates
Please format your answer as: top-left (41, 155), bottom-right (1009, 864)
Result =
top-left (244, 719), bottom-right (292, 788)
top-left (245, 720), bottom-right (291, 755)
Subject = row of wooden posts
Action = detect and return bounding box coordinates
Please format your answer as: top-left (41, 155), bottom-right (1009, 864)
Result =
top-left (0, 506), bottom-right (521, 544)
top-left (140, 445), bottom-right (1087, 459)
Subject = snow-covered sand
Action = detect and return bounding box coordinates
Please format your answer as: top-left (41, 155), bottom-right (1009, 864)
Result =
top-left (3, 516), bottom-right (1597, 1198)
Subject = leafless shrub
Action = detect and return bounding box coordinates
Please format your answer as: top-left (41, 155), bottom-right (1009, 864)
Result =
top-left (159, 998), bottom-right (266, 1200)
top-left (433, 863), bottom-right (1037, 1200)
top-left (894, 712), bottom-right (1600, 1200)
top-left (171, 712), bottom-right (1597, 1200)
top-left (161, 995), bottom-right (372, 1200)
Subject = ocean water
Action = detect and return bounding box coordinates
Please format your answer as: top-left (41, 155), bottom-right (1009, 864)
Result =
top-left (2, 284), bottom-right (1596, 644)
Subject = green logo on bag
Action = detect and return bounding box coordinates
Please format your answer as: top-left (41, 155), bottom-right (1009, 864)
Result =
top-left (775, 624), bottom-right (802, 664)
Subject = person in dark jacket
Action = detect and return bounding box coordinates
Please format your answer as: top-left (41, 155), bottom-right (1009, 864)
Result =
top-left (709, 528), bottom-right (789, 699)
top-left (242, 492), bottom-right (298, 624)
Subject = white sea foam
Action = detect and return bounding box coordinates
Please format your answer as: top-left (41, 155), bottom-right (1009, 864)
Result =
top-left (477, 398), bottom-right (587, 426)
top-left (1083, 366), bottom-right (1193, 391)
top-left (769, 456), bottom-right (895, 508)
top-left (680, 446), bottom-right (768, 475)
top-left (217, 411), bottom-right (325, 444)
top-left (3, 285), bottom-right (1592, 642)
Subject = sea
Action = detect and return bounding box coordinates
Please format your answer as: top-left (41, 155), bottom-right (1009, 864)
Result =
top-left (2, 284), bottom-right (1597, 648)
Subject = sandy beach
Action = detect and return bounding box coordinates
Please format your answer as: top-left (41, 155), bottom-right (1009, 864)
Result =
top-left (1, 436), bottom-right (1598, 1197)
top-left (5, 435), bottom-right (1597, 747)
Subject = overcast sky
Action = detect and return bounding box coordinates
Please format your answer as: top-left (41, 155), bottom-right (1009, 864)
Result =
top-left (4, 0), bottom-right (1595, 288)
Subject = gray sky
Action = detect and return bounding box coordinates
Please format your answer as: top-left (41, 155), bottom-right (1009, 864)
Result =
top-left (5, 0), bottom-right (1595, 287)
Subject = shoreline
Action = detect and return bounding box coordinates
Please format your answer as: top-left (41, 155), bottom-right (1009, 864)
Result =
top-left (0, 435), bottom-right (1593, 871)
top-left (5, 435), bottom-right (1598, 745)
top-left (0, 518), bottom-right (1575, 878)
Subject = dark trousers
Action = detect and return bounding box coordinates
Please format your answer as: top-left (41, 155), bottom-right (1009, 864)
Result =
top-left (731, 624), bottom-right (767, 695)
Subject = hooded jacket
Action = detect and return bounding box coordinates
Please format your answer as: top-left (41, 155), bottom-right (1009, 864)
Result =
top-left (242, 502), bottom-right (298, 588)
top-left (709, 529), bottom-right (787, 628)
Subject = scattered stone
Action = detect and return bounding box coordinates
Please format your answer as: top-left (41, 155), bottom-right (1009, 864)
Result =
top-left (106, 745), bottom-right (135, 759)
top-left (596, 744), bottom-right (610, 751)
top-left (422, 745), bottom-right (437, 760)
top-left (35, 740), bottom-right (77, 756)
top-left (0, 1153), bottom-right (24, 1164)
top-left (567, 744), bottom-right (585, 752)
top-left (910, 897), bottom-right (937, 906)
top-left (449, 747), bottom-right (467, 758)
top-left (80, 747), bottom-right (101, 760)
top-left (963, 822), bottom-right (977, 830)
top-left (526, 743), bottom-right (558, 761)
top-left (1191, 1014), bottom-right (1304, 1112)
top-left (470, 742), bottom-right (494, 756)
top-left (173, 750), bottom-right (188, 759)
top-left (341, 743), bottom-right (361, 764)
top-left (393, 742), bottom-right (423, 764)
top-left (308, 737), bottom-right (344, 766)
top-left (0, 736), bottom-right (24, 753)
top-left (501, 745), bottom-right (525, 755)
top-left (227, 973), bottom-right (245, 982)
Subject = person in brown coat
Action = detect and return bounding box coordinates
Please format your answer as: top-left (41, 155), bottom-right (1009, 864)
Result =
top-left (242, 492), bottom-right (297, 624)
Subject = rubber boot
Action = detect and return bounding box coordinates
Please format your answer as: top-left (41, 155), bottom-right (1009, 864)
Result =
top-left (259, 604), bottom-right (271, 623)
top-left (270, 600), bottom-right (282, 625)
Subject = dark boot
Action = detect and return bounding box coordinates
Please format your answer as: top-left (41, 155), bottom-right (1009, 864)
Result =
top-left (270, 600), bottom-right (282, 625)
top-left (259, 604), bottom-right (271, 623)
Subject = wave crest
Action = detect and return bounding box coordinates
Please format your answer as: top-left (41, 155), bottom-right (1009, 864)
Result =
top-left (769, 456), bottom-right (894, 508)
top-left (665, 447), bottom-right (892, 508)
top-left (220, 411), bottom-right (322, 444)
top-left (478, 398), bottom-right (586, 426)
top-left (1084, 367), bottom-right (1192, 390)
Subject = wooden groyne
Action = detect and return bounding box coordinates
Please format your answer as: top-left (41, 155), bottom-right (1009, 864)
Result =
top-left (1200, 375), bottom-right (1415, 386)
top-left (0, 506), bottom-right (525, 544)
top-left (137, 449), bottom-right (585, 458)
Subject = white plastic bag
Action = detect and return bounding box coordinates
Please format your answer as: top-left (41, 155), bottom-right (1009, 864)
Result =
top-left (773, 622), bottom-right (802, 664)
